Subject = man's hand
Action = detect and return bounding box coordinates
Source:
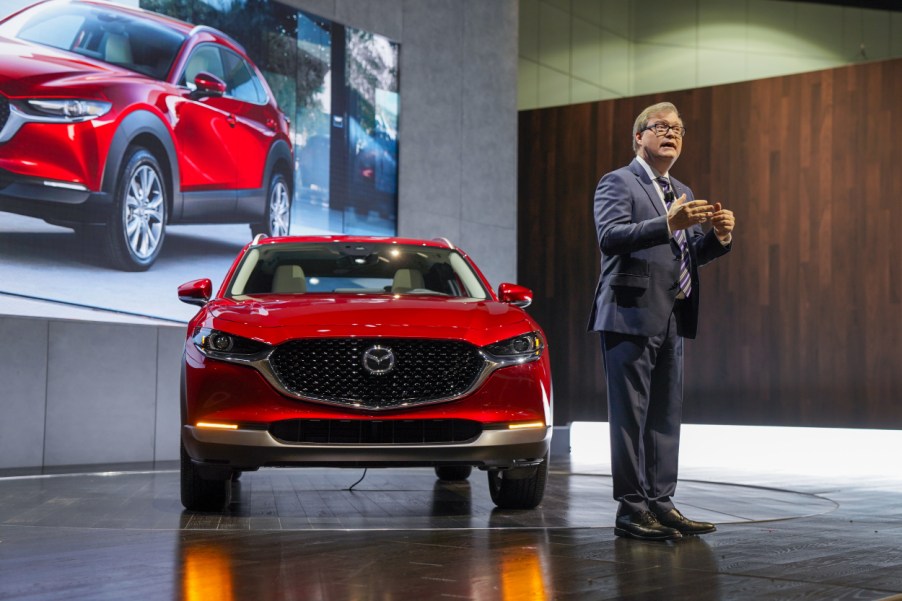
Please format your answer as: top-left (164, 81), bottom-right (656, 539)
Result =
top-left (711, 202), bottom-right (735, 243)
top-left (667, 194), bottom-right (714, 231)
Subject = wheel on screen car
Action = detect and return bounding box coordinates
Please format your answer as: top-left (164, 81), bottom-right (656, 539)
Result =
top-left (250, 171), bottom-right (291, 237)
top-left (434, 466), bottom-right (473, 481)
top-left (105, 146), bottom-right (167, 271)
top-left (487, 452), bottom-right (548, 509)
top-left (180, 442), bottom-right (230, 511)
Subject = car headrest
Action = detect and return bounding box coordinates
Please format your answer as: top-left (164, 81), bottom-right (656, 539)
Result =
top-left (272, 265), bottom-right (307, 294)
top-left (391, 268), bottom-right (424, 293)
top-left (104, 33), bottom-right (132, 64)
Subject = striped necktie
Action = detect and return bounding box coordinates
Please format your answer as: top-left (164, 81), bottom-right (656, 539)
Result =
top-left (657, 177), bottom-right (692, 298)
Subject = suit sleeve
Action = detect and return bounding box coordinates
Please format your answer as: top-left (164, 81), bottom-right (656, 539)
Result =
top-left (594, 170), bottom-right (670, 256)
top-left (688, 226), bottom-right (731, 266)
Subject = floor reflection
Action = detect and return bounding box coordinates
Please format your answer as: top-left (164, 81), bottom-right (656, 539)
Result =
top-left (4, 462), bottom-right (896, 600)
top-left (174, 528), bottom-right (559, 601)
top-left (614, 536), bottom-right (721, 600)
top-left (182, 543), bottom-right (235, 601)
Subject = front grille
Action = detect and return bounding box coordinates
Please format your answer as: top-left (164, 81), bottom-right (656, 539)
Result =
top-left (268, 338), bottom-right (486, 409)
top-left (0, 95), bottom-right (9, 133)
top-left (269, 418), bottom-right (482, 444)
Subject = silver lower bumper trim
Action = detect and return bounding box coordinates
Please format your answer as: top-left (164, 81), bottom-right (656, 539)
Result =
top-left (182, 424), bottom-right (552, 471)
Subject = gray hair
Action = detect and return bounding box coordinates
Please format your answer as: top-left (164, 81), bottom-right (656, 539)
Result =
top-left (632, 102), bottom-right (680, 152)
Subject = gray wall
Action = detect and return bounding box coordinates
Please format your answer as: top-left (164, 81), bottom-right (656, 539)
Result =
top-left (0, 315), bottom-right (184, 469)
top-left (0, 0), bottom-right (519, 469)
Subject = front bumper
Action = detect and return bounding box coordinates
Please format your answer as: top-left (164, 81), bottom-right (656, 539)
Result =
top-left (182, 423), bottom-right (552, 477)
top-left (0, 167), bottom-right (111, 224)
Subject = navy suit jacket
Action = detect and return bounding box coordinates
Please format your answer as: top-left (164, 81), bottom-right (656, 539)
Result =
top-left (588, 159), bottom-right (730, 339)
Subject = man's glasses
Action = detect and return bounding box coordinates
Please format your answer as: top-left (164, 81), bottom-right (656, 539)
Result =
top-left (642, 122), bottom-right (686, 138)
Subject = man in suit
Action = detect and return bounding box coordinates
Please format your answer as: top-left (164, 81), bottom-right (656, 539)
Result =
top-left (589, 102), bottom-right (735, 541)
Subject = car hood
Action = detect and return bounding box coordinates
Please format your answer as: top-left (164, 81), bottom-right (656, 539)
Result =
top-left (0, 36), bottom-right (140, 95)
top-left (206, 295), bottom-right (537, 347)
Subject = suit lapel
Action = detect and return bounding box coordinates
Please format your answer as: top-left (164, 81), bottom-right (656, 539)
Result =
top-left (669, 176), bottom-right (690, 203)
top-left (629, 159), bottom-right (665, 217)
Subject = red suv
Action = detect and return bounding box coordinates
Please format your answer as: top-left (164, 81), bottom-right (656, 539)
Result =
top-left (177, 236), bottom-right (553, 511)
top-left (0, 0), bottom-right (292, 270)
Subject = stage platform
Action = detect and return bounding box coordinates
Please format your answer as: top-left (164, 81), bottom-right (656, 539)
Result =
top-left (2, 431), bottom-right (902, 600)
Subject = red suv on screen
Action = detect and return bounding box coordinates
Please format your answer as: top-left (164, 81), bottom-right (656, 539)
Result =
top-left (0, 0), bottom-right (292, 270)
top-left (177, 236), bottom-right (553, 511)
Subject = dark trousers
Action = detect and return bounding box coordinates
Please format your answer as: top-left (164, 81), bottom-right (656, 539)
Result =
top-left (600, 312), bottom-right (684, 516)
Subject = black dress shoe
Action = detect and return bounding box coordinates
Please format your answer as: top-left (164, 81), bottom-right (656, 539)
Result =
top-left (615, 511), bottom-right (682, 541)
top-left (655, 508), bottom-right (717, 535)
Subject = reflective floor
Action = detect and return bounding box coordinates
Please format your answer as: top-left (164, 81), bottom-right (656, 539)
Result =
top-left (2, 453), bottom-right (902, 600)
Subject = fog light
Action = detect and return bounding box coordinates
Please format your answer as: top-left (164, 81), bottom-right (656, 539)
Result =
top-left (42, 180), bottom-right (89, 191)
top-left (508, 421), bottom-right (545, 430)
top-left (196, 422), bottom-right (238, 430)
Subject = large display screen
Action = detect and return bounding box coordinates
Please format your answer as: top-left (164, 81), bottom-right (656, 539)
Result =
top-left (0, 0), bottom-right (400, 322)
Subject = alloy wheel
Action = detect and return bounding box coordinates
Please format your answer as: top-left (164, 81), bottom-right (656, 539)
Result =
top-left (124, 164), bottom-right (165, 259)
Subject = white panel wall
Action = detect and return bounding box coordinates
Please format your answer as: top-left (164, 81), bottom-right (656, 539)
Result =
top-left (0, 318), bottom-right (48, 469)
top-left (519, 0), bottom-right (902, 110)
top-left (0, 315), bottom-right (184, 469)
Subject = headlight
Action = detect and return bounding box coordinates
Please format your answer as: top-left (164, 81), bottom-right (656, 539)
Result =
top-left (25, 99), bottom-right (112, 122)
top-left (193, 328), bottom-right (271, 361)
top-left (482, 332), bottom-right (545, 365)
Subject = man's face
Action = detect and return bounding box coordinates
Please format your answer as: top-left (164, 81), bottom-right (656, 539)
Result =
top-left (636, 110), bottom-right (684, 167)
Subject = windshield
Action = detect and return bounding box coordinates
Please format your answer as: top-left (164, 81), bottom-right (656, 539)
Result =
top-left (228, 242), bottom-right (490, 300)
top-left (1, 3), bottom-right (186, 80)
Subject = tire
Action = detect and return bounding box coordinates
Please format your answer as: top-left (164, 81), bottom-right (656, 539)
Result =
top-left (250, 171), bottom-right (290, 238)
top-left (487, 453), bottom-right (548, 510)
top-left (105, 147), bottom-right (167, 271)
top-left (435, 465), bottom-right (472, 481)
top-left (180, 442), bottom-right (230, 511)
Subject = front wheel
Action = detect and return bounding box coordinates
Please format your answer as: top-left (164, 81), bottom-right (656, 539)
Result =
top-left (435, 466), bottom-right (472, 481)
top-left (250, 171), bottom-right (290, 238)
top-left (487, 453), bottom-right (548, 509)
top-left (180, 442), bottom-right (230, 511)
top-left (105, 147), bottom-right (167, 271)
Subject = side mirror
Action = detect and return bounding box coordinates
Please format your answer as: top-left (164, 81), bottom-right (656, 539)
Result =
top-left (498, 282), bottom-right (532, 308)
top-left (191, 72), bottom-right (226, 98)
top-left (178, 278), bottom-right (212, 307)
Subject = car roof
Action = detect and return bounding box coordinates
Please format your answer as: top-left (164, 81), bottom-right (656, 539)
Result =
top-left (29, 0), bottom-right (250, 56)
top-left (253, 235), bottom-right (456, 250)
top-left (31, 0), bottom-right (196, 34)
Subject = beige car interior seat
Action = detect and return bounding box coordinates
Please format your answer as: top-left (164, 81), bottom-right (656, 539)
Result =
top-left (272, 265), bottom-right (307, 293)
top-left (391, 268), bottom-right (425, 293)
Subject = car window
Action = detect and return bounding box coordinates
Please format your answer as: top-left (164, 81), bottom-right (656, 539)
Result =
top-left (228, 243), bottom-right (490, 299)
top-left (220, 49), bottom-right (267, 104)
top-left (181, 44), bottom-right (225, 85)
top-left (1, 3), bottom-right (185, 80)
top-left (180, 45), bottom-right (266, 104)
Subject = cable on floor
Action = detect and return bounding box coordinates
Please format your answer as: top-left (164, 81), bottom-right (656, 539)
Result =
top-left (348, 468), bottom-right (367, 491)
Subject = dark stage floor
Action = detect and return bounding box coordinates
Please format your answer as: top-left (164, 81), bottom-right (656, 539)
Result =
top-left (2, 452), bottom-right (902, 601)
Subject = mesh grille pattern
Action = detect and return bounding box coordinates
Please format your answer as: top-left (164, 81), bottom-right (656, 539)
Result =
top-left (269, 418), bottom-right (482, 444)
top-left (0, 96), bottom-right (9, 133)
top-left (269, 338), bottom-right (486, 409)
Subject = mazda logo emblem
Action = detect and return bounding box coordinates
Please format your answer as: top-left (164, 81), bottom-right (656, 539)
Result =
top-left (362, 345), bottom-right (395, 375)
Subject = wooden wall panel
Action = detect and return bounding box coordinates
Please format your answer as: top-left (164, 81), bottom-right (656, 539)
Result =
top-left (518, 58), bottom-right (902, 428)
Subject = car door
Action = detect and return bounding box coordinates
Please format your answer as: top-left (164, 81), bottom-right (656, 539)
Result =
top-left (215, 49), bottom-right (277, 191)
top-left (172, 43), bottom-right (239, 219)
